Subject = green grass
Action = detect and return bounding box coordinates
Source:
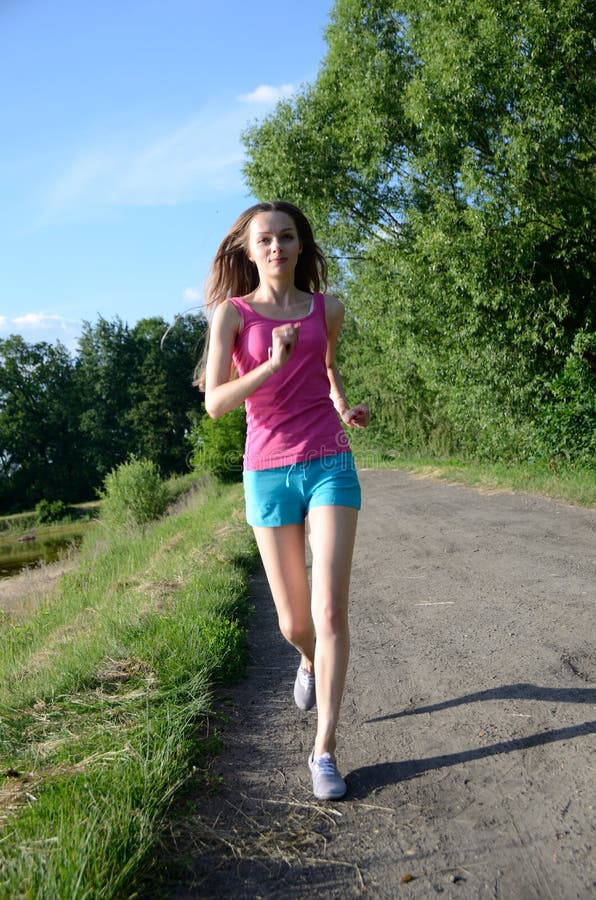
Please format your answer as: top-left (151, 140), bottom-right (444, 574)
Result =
top-left (0, 502), bottom-right (101, 540)
top-left (0, 478), bottom-right (258, 899)
top-left (353, 448), bottom-right (596, 508)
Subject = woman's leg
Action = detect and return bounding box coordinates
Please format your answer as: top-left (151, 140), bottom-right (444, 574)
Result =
top-left (252, 522), bottom-right (315, 672)
top-left (307, 505), bottom-right (359, 758)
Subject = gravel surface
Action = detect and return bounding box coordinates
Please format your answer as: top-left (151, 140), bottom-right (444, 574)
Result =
top-left (144, 469), bottom-right (595, 899)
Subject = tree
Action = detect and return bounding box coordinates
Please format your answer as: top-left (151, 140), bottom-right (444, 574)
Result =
top-left (76, 314), bottom-right (207, 490)
top-left (75, 317), bottom-right (139, 485)
top-left (0, 315), bottom-right (208, 512)
top-left (243, 0), bottom-right (595, 461)
top-left (128, 315), bottom-right (207, 473)
top-left (0, 336), bottom-right (82, 510)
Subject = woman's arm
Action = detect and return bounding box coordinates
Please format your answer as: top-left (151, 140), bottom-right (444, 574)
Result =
top-left (204, 300), bottom-right (300, 419)
top-left (324, 295), bottom-right (370, 428)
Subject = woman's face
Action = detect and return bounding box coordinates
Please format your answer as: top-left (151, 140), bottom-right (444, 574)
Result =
top-left (246, 210), bottom-right (302, 280)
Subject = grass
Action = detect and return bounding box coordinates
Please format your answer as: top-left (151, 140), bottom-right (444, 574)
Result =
top-left (0, 477), bottom-right (258, 899)
top-left (0, 502), bottom-right (101, 539)
top-left (353, 448), bottom-right (596, 508)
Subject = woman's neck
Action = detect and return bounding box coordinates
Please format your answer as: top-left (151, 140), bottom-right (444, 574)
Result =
top-left (251, 284), bottom-right (309, 310)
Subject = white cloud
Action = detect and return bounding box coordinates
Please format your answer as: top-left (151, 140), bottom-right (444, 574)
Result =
top-left (238, 83), bottom-right (295, 104)
top-left (183, 288), bottom-right (201, 303)
top-left (0, 312), bottom-right (81, 349)
top-left (11, 312), bottom-right (65, 329)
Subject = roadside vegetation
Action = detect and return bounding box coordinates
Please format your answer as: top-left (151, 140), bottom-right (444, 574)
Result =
top-left (351, 443), bottom-right (596, 509)
top-left (0, 473), bottom-right (258, 899)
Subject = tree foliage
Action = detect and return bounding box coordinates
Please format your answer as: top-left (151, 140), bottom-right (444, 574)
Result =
top-left (188, 404), bottom-right (246, 483)
top-left (0, 336), bottom-right (83, 506)
top-left (243, 0), bottom-right (595, 463)
top-left (0, 316), bottom-right (207, 512)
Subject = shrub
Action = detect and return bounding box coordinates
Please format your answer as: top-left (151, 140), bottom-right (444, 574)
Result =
top-left (188, 405), bottom-right (246, 482)
top-left (535, 331), bottom-right (596, 466)
top-left (35, 499), bottom-right (71, 525)
top-left (99, 457), bottom-right (169, 530)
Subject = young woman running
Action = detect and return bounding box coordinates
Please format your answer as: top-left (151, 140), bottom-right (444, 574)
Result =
top-left (201, 200), bottom-right (370, 800)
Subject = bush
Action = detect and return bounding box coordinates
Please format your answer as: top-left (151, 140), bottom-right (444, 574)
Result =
top-left (535, 331), bottom-right (596, 467)
top-left (188, 405), bottom-right (246, 482)
top-left (35, 499), bottom-right (71, 525)
top-left (99, 457), bottom-right (169, 530)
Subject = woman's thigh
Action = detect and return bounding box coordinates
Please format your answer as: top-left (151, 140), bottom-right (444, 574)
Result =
top-left (252, 522), bottom-right (312, 629)
top-left (307, 505), bottom-right (359, 609)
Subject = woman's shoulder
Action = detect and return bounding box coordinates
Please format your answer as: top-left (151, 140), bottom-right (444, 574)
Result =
top-left (212, 298), bottom-right (243, 332)
top-left (321, 293), bottom-right (345, 323)
top-left (227, 295), bottom-right (249, 310)
top-left (228, 294), bottom-right (260, 316)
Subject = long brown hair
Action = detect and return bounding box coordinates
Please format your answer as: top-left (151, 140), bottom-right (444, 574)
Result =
top-left (194, 201), bottom-right (328, 387)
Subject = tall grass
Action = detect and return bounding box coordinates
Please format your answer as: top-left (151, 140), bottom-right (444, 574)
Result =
top-left (0, 478), bottom-right (258, 899)
top-left (352, 445), bottom-right (596, 508)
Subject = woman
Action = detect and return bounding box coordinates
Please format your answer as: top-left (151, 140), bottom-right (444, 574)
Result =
top-left (201, 200), bottom-right (370, 800)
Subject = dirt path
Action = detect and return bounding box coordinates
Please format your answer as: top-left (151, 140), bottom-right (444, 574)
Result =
top-left (148, 469), bottom-right (595, 899)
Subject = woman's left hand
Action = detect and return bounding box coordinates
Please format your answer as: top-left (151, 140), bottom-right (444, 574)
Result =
top-left (342, 403), bottom-right (370, 428)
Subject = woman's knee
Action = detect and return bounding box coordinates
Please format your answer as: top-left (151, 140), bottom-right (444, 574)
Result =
top-left (277, 611), bottom-right (313, 647)
top-left (312, 598), bottom-right (348, 638)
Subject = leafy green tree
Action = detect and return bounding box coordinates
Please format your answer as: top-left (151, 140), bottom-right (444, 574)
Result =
top-left (243, 0), bottom-right (595, 462)
top-left (75, 317), bottom-right (138, 485)
top-left (0, 336), bottom-right (82, 510)
top-left (76, 315), bottom-right (206, 489)
top-left (128, 315), bottom-right (207, 474)
top-left (0, 314), bottom-right (206, 512)
top-left (188, 404), bottom-right (246, 482)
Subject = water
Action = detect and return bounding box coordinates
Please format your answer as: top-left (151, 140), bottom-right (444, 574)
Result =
top-left (0, 530), bottom-right (85, 578)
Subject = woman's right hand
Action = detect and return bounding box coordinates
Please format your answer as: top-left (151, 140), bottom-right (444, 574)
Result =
top-left (269, 322), bottom-right (301, 373)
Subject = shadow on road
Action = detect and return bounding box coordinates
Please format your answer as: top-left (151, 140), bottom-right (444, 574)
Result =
top-left (366, 683), bottom-right (596, 722)
top-left (347, 719), bottom-right (596, 799)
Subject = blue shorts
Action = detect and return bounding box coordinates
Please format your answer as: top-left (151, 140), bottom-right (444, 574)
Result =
top-left (243, 453), bottom-right (361, 527)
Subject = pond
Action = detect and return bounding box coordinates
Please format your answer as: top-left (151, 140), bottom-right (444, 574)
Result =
top-left (0, 528), bottom-right (86, 578)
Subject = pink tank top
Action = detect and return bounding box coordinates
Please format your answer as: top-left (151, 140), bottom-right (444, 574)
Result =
top-left (229, 293), bottom-right (351, 471)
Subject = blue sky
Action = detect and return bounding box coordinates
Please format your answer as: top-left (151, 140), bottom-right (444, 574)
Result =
top-left (0, 0), bottom-right (334, 352)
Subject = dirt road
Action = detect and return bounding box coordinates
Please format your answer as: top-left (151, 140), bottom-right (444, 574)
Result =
top-left (151, 469), bottom-right (595, 899)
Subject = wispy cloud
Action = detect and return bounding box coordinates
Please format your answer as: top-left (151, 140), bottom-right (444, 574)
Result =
top-left (39, 85), bottom-right (294, 224)
top-left (0, 312), bottom-right (81, 349)
top-left (40, 110), bottom-right (245, 223)
top-left (238, 83), bottom-right (294, 104)
top-left (7, 312), bottom-right (66, 330)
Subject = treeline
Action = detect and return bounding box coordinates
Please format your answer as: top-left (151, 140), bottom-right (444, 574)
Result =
top-left (243, 0), bottom-right (595, 465)
top-left (0, 315), bottom-right (206, 512)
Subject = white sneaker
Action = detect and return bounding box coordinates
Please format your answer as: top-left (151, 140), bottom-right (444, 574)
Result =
top-left (294, 666), bottom-right (316, 710)
top-left (308, 751), bottom-right (347, 800)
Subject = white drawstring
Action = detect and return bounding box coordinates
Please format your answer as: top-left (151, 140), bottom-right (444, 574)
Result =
top-left (285, 462), bottom-right (309, 488)
top-left (285, 463), bottom-right (296, 488)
